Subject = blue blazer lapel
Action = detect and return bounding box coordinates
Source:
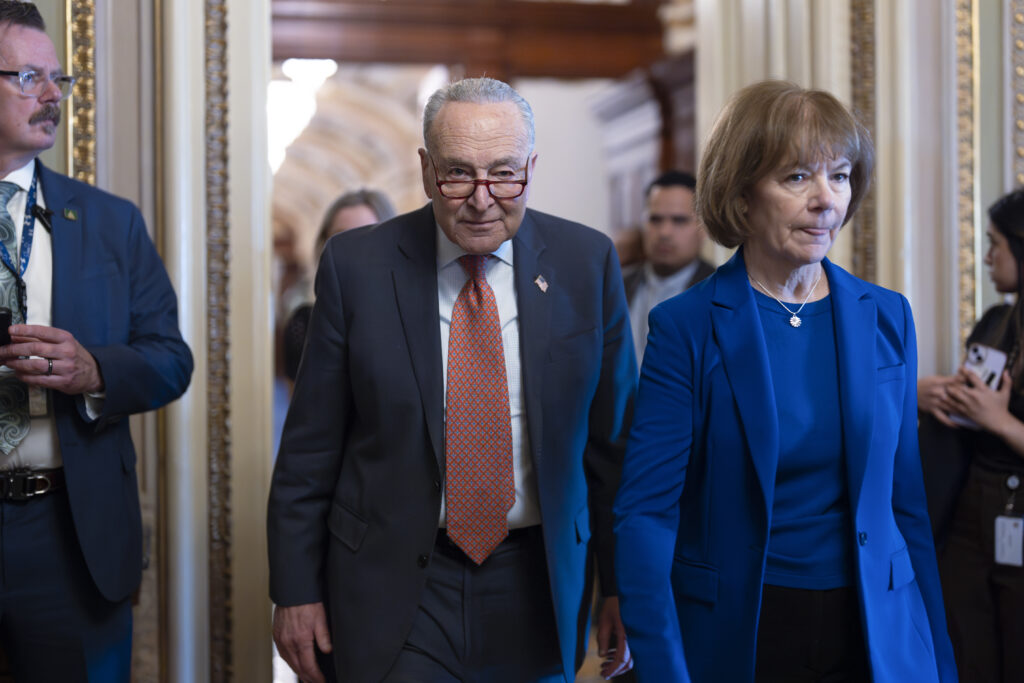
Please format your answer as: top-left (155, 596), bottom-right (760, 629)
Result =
top-left (824, 259), bottom-right (876, 510)
top-left (393, 205), bottom-right (444, 468)
top-left (710, 250), bottom-right (779, 514)
top-left (513, 213), bottom-right (550, 468)
top-left (35, 162), bottom-right (82, 330)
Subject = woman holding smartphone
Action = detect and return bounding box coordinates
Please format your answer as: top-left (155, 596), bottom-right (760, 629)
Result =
top-left (920, 188), bottom-right (1024, 682)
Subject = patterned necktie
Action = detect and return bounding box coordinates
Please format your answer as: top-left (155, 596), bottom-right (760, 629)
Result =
top-left (0, 182), bottom-right (28, 454)
top-left (445, 254), bottom-right (515, 564)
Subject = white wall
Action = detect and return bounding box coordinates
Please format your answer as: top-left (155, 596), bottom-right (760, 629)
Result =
top-left (514, 78), bottom-right (615, 234)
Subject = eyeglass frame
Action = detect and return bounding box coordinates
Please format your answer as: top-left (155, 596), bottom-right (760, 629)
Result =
top-left (429, 155), bottom-right (531, 200)
top-left (0, 68), bottom-right (76, 100)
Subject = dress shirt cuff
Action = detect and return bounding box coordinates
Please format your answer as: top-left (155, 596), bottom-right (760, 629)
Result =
top-left (82, 391), bottom-right (105, 421)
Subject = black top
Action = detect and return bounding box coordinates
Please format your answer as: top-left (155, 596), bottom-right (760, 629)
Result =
top-left (965, 304), bottom-right (1024, 472)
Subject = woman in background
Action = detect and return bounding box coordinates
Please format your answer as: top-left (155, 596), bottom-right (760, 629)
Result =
top-left (282, 189), bottom-right (396, 382)
top-left (920, 189), bottom-right (1024, 683)
top-left (613, 80), bottom-right (956, 682)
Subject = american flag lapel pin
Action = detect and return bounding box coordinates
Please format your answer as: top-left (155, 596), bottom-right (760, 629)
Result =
top-left (534, 274), bottom-right (548, 293)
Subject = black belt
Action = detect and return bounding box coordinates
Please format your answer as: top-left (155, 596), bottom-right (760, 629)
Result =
top-left (0, 467), bottom-right (64, 501)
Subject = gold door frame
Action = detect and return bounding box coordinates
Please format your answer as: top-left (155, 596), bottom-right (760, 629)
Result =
top-left (69, 0), bottom-right (96, 184)
top-left (850, 1), bottom-right (980, 346)
top-left (51, 1), bottom-right (236, 679)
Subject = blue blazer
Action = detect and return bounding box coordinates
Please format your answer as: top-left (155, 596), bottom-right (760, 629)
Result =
top-left (268, 204), bottom-right (636, 683)
top-left (613, 251), bottom-right (956, 682)
top-left (38, 162), bottom-right (193, 602)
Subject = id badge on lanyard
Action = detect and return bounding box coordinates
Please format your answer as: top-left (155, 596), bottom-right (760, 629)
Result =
top-left (996, 473), bottom-right (1024, 567)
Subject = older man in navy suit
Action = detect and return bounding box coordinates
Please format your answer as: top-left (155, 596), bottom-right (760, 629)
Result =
top-left (0, 3), bottom-right (192, 680)
top-left (269, 77), bottom-right (636, 682)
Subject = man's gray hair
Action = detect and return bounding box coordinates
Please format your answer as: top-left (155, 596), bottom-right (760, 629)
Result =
top-left (0, 1), bottom-right (45, 30)
top-left (422, 77), bottom-right (535, 152)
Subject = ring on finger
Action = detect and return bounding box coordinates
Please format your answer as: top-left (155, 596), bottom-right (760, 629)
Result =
top-left (46, 358), bottom-right (52, 376)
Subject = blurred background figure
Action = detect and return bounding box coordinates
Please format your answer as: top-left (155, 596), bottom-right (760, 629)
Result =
top-left (614, 80), bottom-right (955, 682)
top-left (281, 188), bottom-right (396, 385)
top-left (919, 189), bottom-right (1024, 683)
top-left (622, 170), bottom-right (712, 365)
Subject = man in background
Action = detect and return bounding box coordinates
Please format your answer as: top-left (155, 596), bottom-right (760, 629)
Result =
top-left (623, 170), bottom-right (712, 364)
top-left (270, 77), bottom-right (635, 682)
top-left (0, 3), bottom-right (193, 679)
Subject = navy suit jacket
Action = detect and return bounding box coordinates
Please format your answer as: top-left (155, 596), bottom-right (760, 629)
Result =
top-left (614, 251), bottom-right (956, 682)
top-left (268, 204), bottom-right (636, 682)
top-left (37, 162), bottom-right (193, 602)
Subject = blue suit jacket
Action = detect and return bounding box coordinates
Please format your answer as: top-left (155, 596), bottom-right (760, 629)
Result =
top-left (268, 204), bottom-right (636, 682)
top-left (37, 162), bottom-right (193, 602)
top-left (614, 251), bottom-right (956, 682)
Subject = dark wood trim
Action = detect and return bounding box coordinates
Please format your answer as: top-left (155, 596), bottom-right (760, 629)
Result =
top-left (272, 0), bottom-right (665, 79)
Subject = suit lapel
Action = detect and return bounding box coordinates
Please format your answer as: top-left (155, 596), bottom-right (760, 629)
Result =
top-left (513, 213), bottom-right (551, 469)
top-left (825, 260), bottom-right (876, 511)
top-left (36, 162), bottom-right (81, 330)
top-left (710, 251), bottom-right (779, 515)
top-left (393, 205), bottom-right (445, 468)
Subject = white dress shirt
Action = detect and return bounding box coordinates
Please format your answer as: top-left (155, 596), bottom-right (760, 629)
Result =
top-left (629, 259), bottom-right (701, 367)
top-left (0, 159), bottom-right (61, 469)
top-left (436, 226), bottom-right (541, 529)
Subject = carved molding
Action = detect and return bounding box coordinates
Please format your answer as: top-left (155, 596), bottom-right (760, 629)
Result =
top-left (956, 0), bottom-right (977, 348)
top-left (1013, 2), bottom-right (1024, 187)
top-left (850, 0), bottom-right (877, 283)
top-left (205, 1), bottom-right (233, 681)
top-left (70, 0), bottom-right (95, 184)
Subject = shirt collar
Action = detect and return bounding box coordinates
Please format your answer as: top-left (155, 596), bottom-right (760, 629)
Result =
top-left (2, 159), bottom-right (36, 191)
top-left (643, 259), bottom-right (699, 288)
top-left (435, 222), bottom-right (514, 270)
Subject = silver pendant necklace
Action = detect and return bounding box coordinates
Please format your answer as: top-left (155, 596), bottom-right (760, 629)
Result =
top-left (750, 268), bottom-right (823, 328)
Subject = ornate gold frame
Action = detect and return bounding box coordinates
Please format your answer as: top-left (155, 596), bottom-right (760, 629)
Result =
top-left (1014, 2), bottom-right (1024, 188)
top-left (851, 1), bottom-right (979, 348)
top-left (69, 0), bottom-right (95, 184)
top-left (60, 2), bottom-right (238, 680)
top-left (205, 1), bottom-right (233, 681)
top-left (850, 0), bottom-right (877, 284)
top-left (957, 0), bottom-right (978, 349)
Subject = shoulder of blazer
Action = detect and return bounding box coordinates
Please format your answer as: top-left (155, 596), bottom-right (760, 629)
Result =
top-left (324, 203), bottom-right (434, 264)
top-left (36, 161), bottom-right (137, 216)
top-left (647, 267), bottom-right (720, 342)
top-left (822, 258), bottom-right (906, 314)
top-left (520, 207), bottom-right (612, 253)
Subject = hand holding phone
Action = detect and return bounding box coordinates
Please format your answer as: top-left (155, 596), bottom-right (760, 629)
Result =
top-left (963, 343), bottom-right (1008, 389)
top-left (949, 343), bottom-right (1008, 428)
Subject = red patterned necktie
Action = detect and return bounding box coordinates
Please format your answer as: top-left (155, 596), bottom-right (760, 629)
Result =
top-left (445, 254), bottom-right (515, 564)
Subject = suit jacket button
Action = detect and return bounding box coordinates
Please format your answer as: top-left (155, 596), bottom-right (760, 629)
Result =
top-left (433, 480), bottom-right (441, 490)
top-left (417, 554), bottom-right (429, 568)
top-left (858, 531), bottom-right (868, 546)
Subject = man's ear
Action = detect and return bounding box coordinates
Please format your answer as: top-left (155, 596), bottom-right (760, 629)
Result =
top-left (418, 148), bottom-right (433, 199)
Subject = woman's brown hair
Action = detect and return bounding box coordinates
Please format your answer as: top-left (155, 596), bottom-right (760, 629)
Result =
top-left (697, 80), bottom-right (875, 248)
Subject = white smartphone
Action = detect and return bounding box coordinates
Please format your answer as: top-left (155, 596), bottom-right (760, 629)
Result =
top-left (963, 343), bottom-right (1007, 390)
top-left (949, 343), bottom-right (1008, 428)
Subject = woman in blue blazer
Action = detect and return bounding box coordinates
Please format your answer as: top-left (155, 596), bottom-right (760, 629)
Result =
top-left (614, 81), bottom-right (957, 682)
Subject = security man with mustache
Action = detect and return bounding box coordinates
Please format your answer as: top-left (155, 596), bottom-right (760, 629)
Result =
top-left (0, 3), bottom-right (193, 680)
